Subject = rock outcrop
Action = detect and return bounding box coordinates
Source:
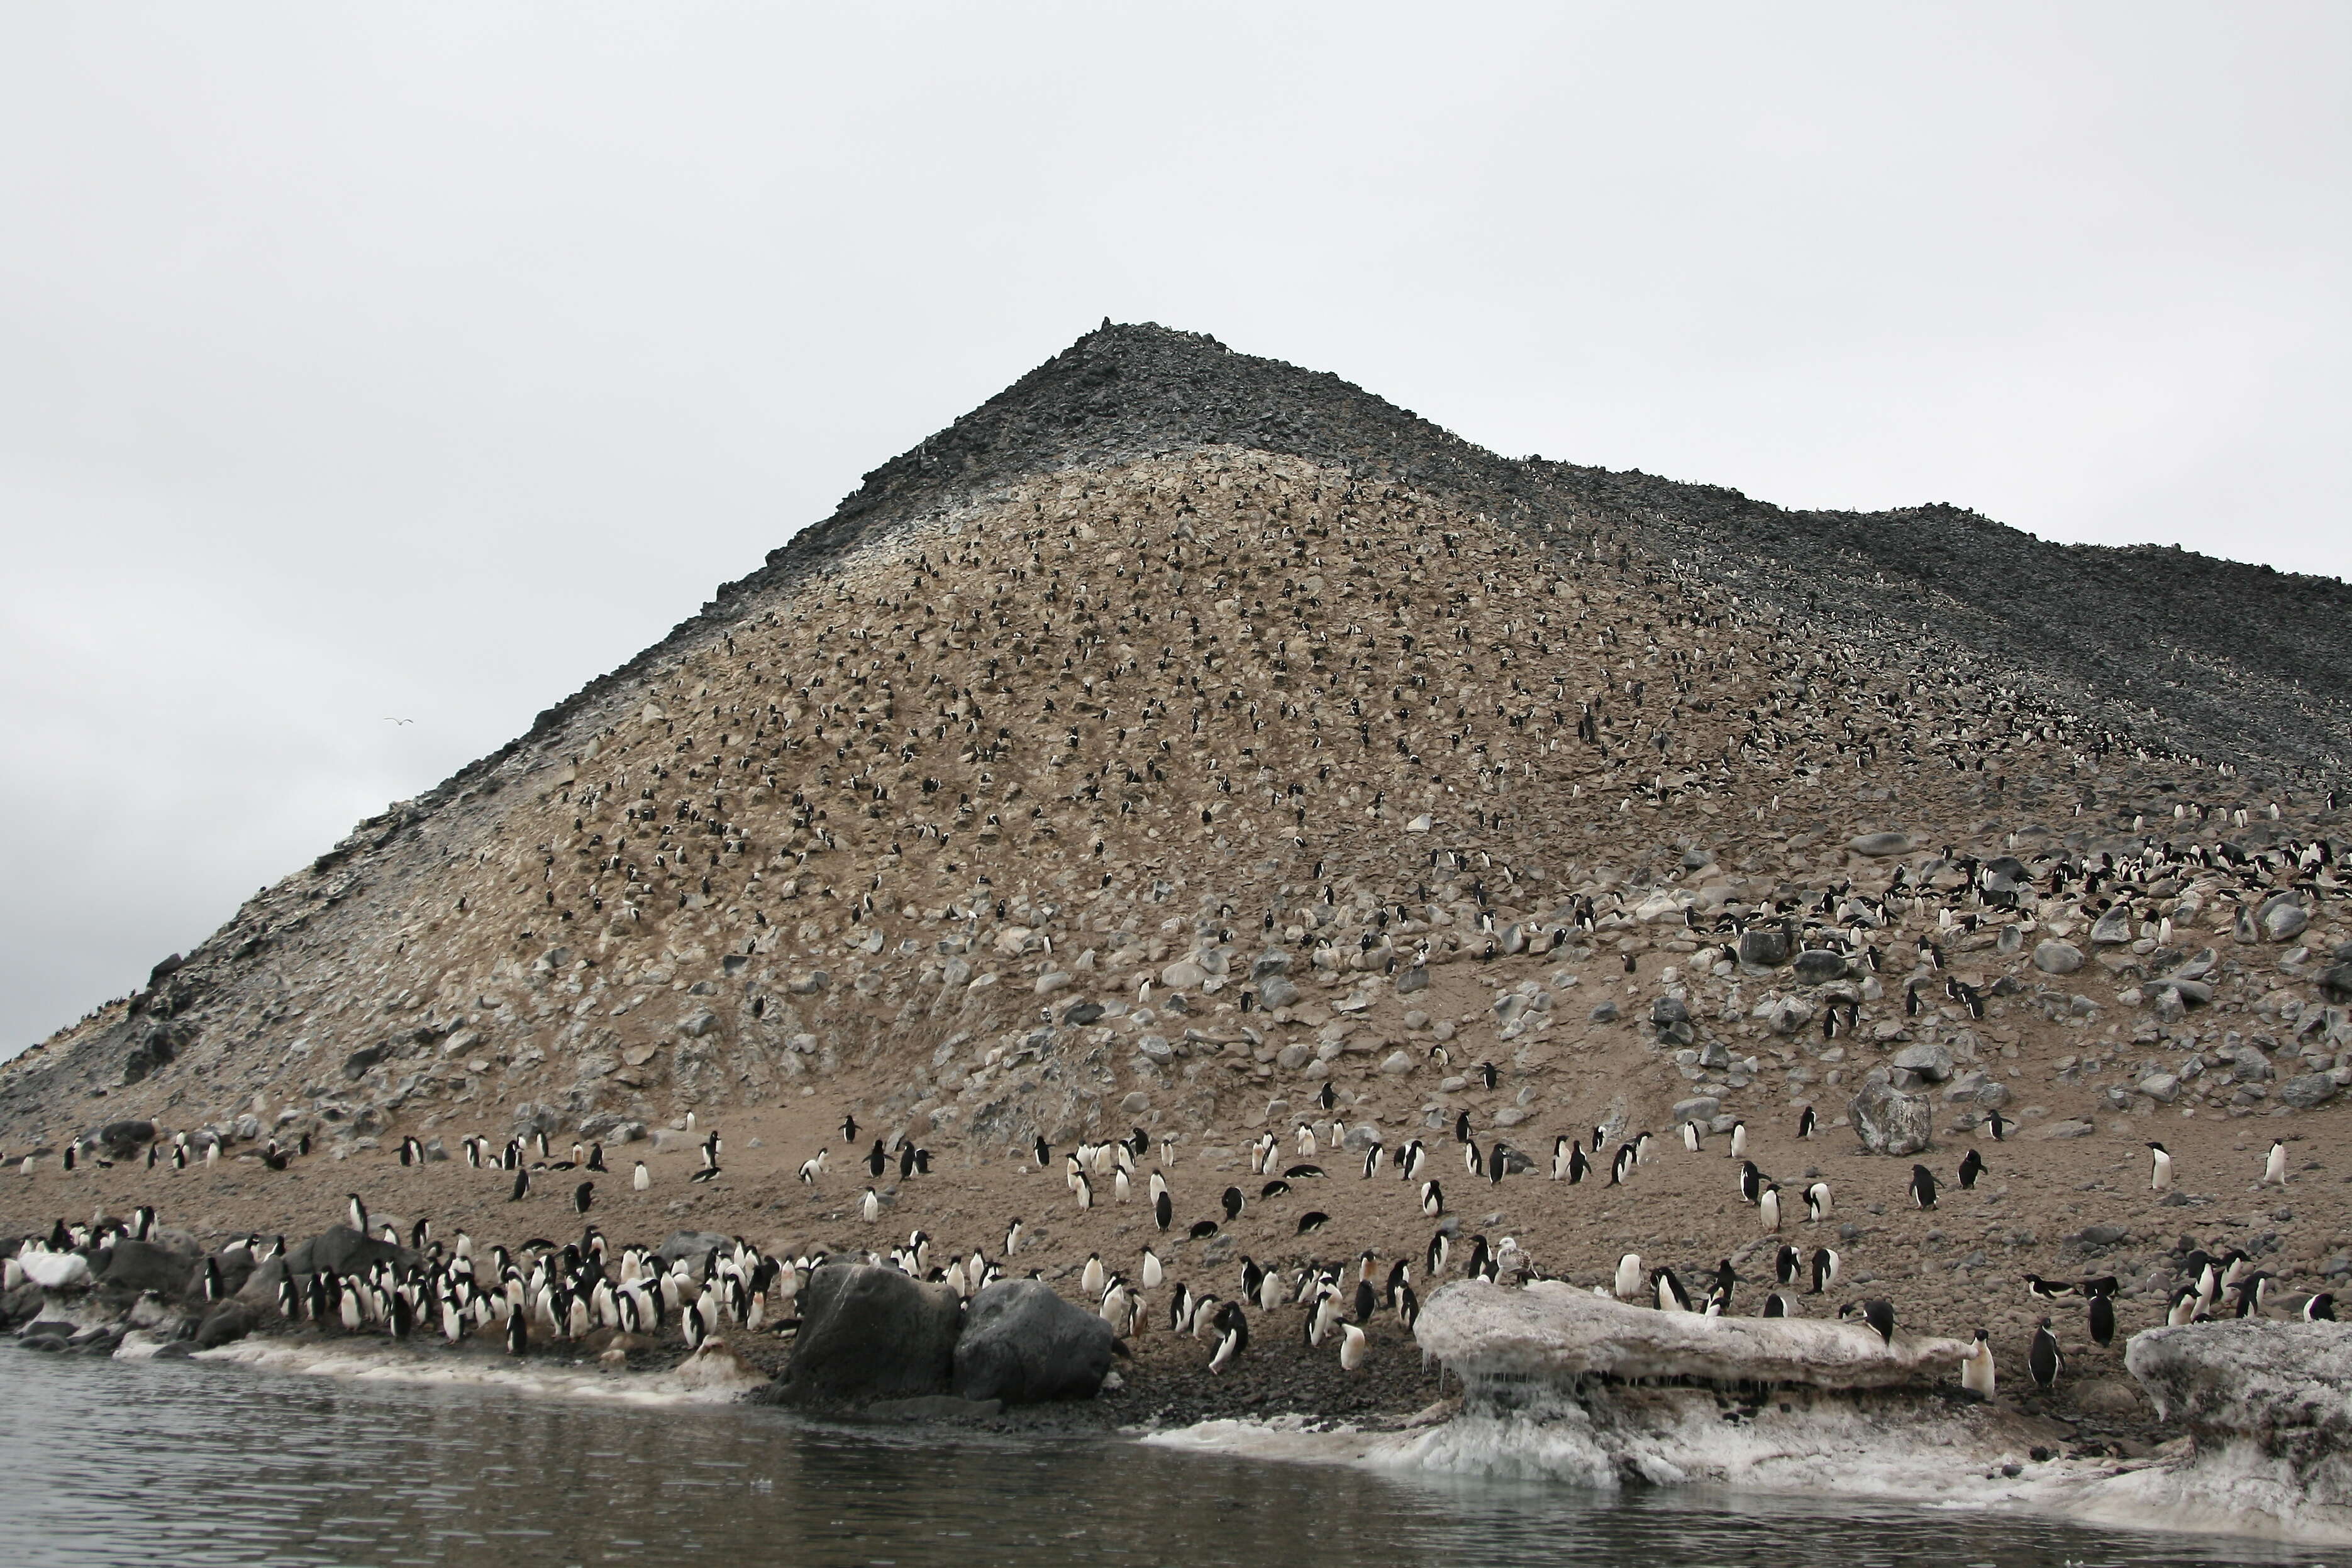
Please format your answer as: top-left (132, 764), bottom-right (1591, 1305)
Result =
top-left (1414, 1279), bottom-right (1965, 1389)
top-left (951, 1278), bottom-right (1116, 1404)
top-left (777, 1262), bottom-right (962, 1405)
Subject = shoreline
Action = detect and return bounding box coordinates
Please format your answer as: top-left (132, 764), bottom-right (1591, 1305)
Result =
top-left (50, 1316), bottom-right (2346, 1550)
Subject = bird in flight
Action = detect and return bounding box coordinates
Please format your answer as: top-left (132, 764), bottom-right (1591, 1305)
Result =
top-left (384, 717), bottom-right (414, 725)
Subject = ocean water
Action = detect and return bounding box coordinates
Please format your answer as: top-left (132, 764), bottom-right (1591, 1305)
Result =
top-left (0, 1352), bottom-right (2339, 1568)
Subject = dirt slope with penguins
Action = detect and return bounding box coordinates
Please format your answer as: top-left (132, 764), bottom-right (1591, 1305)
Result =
top-left (6, 321), bottom-right (2352, 1447)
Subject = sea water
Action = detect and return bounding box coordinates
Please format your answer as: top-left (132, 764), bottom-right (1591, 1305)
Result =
top-left (0, 1352), bottom-right (2339, 1567)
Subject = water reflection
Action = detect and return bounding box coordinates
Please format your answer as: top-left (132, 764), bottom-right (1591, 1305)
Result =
top-left (0, 1354), bottom-right (2336, 1567)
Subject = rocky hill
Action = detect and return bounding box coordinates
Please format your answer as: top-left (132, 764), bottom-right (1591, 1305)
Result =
top-left (4, 322), bottom-right (2346, 1171)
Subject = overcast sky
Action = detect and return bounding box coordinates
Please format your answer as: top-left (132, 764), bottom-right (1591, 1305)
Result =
top-left (3, 3), bottom-right (2345, 1056)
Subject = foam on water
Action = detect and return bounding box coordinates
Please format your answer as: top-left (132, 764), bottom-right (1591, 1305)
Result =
top-left (187, 1335), bottom-right (763, 1405)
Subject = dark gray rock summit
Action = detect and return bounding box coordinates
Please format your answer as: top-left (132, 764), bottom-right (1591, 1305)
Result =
top-left (951, 1279), bottom-right (1116, 1405)
top-left (780, 1263), bottom-right (963, 1405)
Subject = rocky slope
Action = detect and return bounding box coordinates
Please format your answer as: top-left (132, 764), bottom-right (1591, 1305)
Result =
top-left (4, 324), bottom-right (2351, 1445)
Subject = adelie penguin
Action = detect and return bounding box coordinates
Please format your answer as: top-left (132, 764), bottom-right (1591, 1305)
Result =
top-left (1957, 1149), bottom-right (1985, 1191)
top-left (1796, 1105), bottom-right (1817, 1140)
top-left (2264, 1139), bottom-right (2288, 1186)
top-left (509, 1169), bottom-right (531, 1201)
top-left (573, 1181), bottom-right (595, 1215)
top-left (1839, 1298), bottom-right (1895, 1345)
top-left (1908, 1164), bottom-right (1938, 1210)
top-left (1154, 1191), bottom-right (1173, 1232)
top-left (2147, 1142), bottom-right (2173, 1192)
top-left (2089, 1292), bottom-right (2116, 1347)
top-left (1960, 1329), bottom-right (1997, 1398)
top-left (1985, 1108), bottom-right (2009, 1142)
top-left (2029, 1318), bottom-right (2064, 1389)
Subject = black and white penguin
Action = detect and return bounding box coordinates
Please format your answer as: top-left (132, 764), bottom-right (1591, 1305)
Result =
top-left (1738, 1160), bottom-right (1763, 1205)
top-left (1421, 1179), bottom-right (1444, 1217)
top-left (1155, 1190), bottom-right (1173, 1232)
top-left (347, 1194), bottom-right (369, 1234)
top-left (1453, 1110), bottom-right (1472, 1144)
top-left (1652, 1267), bottom-right (1692, 1313)
top-left (1478, 1061), bottom-right (1498, 1091)
top-left (1839, 1298), bottom-right (1894, 1344)
top-left (1758, 1184), bottom-right (1782, 1232)
top-left (2166, 1286), bottom-right (2200, 1326)
top-left (2147, 1141), bottom-right (2173, 1192)
top-left (1428, 1232), bottom-right (1451, 1278)
top-left (1775, 1244), bottom-right (1801, 1287)
top-left (2264, 1139), bottom-right (2288, 1187)
top-left (867, 1139), bottom-right (888, 1178)
top-left (574, 1181), bottom-right (595, 1215)
top-left (1032, 1135), bottom-right (1050, 1169)
top-left (1761, 1292), bottom-right (1789, 1318)
top-left (505, 1308), bottom-right (528, 1356)
top-left (1960, 1328), bottom-right (1996, 1398)
top-left (1296, 1211), bottom-right (1331, 1236)
top-left (1207, 1301), bottom-right (1248, 1372)
top-left (2028, 1318), bottom-right (2063, 1389)
top-left (1399, 1140), bottom-right (1428, 1181)
top-left (1811, 1247), bottom-right (1841, 1295)
top-left (2024, 1274), bottom-right (2075, 1303)
top-left (1909, 1165), bottom-right (1938, 1210)
top-left (1609, 1143), bottom-right (1637, 1186)
top-left (2089, 1293), bottom-right (2116, 1347)
top-left (1803, 1181), bottom-right (1831, 1223)
top-left (1362, 1144), bottom-right (1384, 1180)
top-left (1796, 1105), bottom-right (1817, 1139)
top-left (509, 1169), bottom-right (531, 1202)
top-left (1221, 1186), bottom-right (1245, 1221)
top-left (863, 1188), bottom-right (882, 1223)
top-left (586, 1144), bottom-right (607, 1174)
top-left (1986, 1108), bottom-right (2009, 1142)
top-left (1957, 1149), bottom-right (1985, 1190)
top-left (2305, 1292), bottom-right (2338, 1322)
top-left (1682, 1122), bottom-right (1702, 1154)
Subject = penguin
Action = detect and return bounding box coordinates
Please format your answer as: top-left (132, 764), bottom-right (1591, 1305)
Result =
top-left (1909, 1164), bottom-right (1938, 1210)
top-left (347, 1194), bottom-right (369, 1234)
top-left (1960, 1328), bottom-right (1997, 1398)
top-left (1073, 1173), bottom-right (1092, 1210)
top-left (2029, 1318), bottom-right (2063, 1389)
top-left (1682, 1121), bottom-right (1702, 1154)
top-left (2147, 1141), bottom-right (2173, 1192)
top-left (2089, 1293), bottom-right (2116, 1347)
top-left (1774, 1244), bottom-right (1801, 1287)
top-left (1206, 1301), bottom-right (1247, 1373)
top-left (505, 1308), bottom-right (528, 1356)
top-left (572, 1181), bottom-right (594, 1215)
top-left (1652, 1267), bottom-right (1692, 1313)
top-left (1986, 1108), bottom-right (2010, 1142)
top-left (1004, 1218), bottom-right (1023, 1256)
top-left (1338, 1321), bottom-right (1367, 1371)
top-left (2166, 1286), bottom-right (2201, 1326)
top-left (867, 1140), bottom-right (887, 1178)
top-left (1399, 1140), bottom-right (1428, 1181)
top-left (1811, 1247), bottom-right (1841, 1295)
top-left (1114, 1169), bottom-right (1130, 1204)
top-left (1804, 1181), bottom-right (1831, 1223)
top-left (1738, 1160), bottom-right (1763, 1205)
top-left (2024, 1274), bottom-right (2075, 1304)
top-left (1478, 1061), bottom-right (1498, 1091)
top-left (1222, 1186), bottom-right (1245, 1221)
top-left (862, 1188), bottom-right (881, 1223)
top-left (1728, 1122), bottom-right (1747, 1159)
top-left (1609, 1143), bottom-right (1636, 1186)
top-left (1033, 1135), bottom-right (1050, 1168)
top-left (1760, 1292), bottom-right (1791, 1318)
top-left (1428, 1232), bottom-right (1451, 1278)
top-left (1155, 1191), bottom-right (1173, 1232)
top-left (2305, 1292), bottom-right (2338, 1322)
top-left (1361, 1144), bottom-right (1384, 1181)
top-left (1421, 1179), bottom-right (1444, 1217)
top-left (1842, 1298), bottom-right (1894, 1345)
top-left (1957, 1149), bottom-right (1985, 1191)
top-left (1141, 1247), bottom-right (1163, 1290)
top-left (2264, 1139), bottom-right (2288, 1187)
top-left (1082, 1254), bottom-right (1105, 1298)
top-left (509, 1169), bottom-right (531, 1202)
top-left (1796, 1105), bottom-right (1817, 1139)
top-left (1614, 1252), bottom-right (1643, 1300)
top-left (1758, 1184), bottom-right (1782, 1232)
top-left (1395, 1281), bottom-right (1421, 1330)
top-left (586, 1144), bottom-right (607, 1174)
top-left (1295, 1211), bottom-right (1330, 1236)
top-left (633, 1161), bottom-right (650, 1191)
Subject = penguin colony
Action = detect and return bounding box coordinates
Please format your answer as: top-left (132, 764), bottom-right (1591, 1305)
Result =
top-left (4, 324), bottom-right (2351, 1422)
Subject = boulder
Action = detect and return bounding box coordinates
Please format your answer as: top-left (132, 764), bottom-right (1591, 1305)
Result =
top-left (2280, 1073), bottom-right (2339, 1110)
top-left (2033, 940), bottom-right (2085, 975)
top-left (97, 1238), bottom-right (201, 1296)
top-left (92, 1120), bottom-right (157, 1159)
top-left (1394, 966), bottom-right (1428, 997)
top-left (2322, 964), bottom-right (2352, 1005)
top-left (951, 1279), bottom-right (1114, 1404)
top-left (1791, 950), bottom-right (1848, 986)
top-left (1846, 1080), bottom-right (1933, 1156)
top-left (656, 1231), bottom-right (735, 1270)
top-left (284, 1225), bottom-right (414, 1279)
top-left (1888, 1041), bottom-right (1955, 1085)
top-left (1737, 926), bottom-right (1794, 969)
top-left (193, 1301), bottom-right (258, 1349)
top-left (2090, 906), bottom-right (2135, 946)
top-left (2037, 1118), bottom-right (2096, 1140)
top-left (2124, 1320), bottom-right (2352, 1528)
top-left (1255, 976), bottom-right (1300, 1010)
top-left (780, 1263), bottom-right (962, 1404)
top-left (1416, 1279), bottom-right (1963, 1389)
top-left (2257, 893), bottom-right (2310, 944)
top-left (1846, 832), bottom-right (1912, 858)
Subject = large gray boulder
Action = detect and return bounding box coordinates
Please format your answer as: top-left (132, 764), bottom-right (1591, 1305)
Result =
top-left (657, 1231), bottom-right (734, 1270)
top-left (283, 1225), bottom-right (414, 1279)
top-left (97, 1237), bottom-right (200, 1296)
top-left (2124, 1321), bottom-right (2352, 1532)
top-left (780, 1264), bottom-right (962, 1405)
top-left (1847, 1080), bottom-right (1933, 1156)
top-left (2033, 939), bottom-right (2084, 974)
top-left (1737, 925), bottom-right (1794, 969)
top-left (951, 1279), bottom-right (1115, 1404)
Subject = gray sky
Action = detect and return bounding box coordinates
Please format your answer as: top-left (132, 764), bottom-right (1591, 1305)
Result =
top-left (3, 3), bottom-right (2345, 1056)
